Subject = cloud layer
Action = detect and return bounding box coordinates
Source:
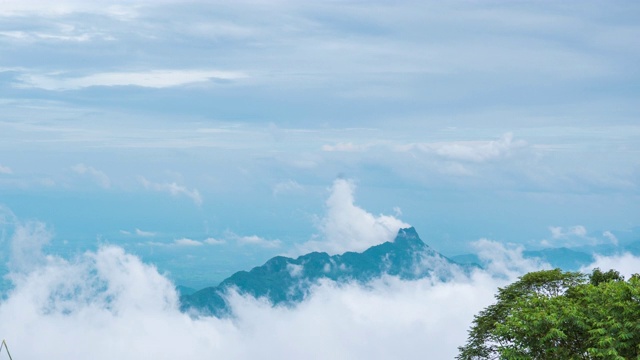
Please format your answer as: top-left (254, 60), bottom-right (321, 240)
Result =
top-left (0, 221), bottom-right (496, 359)
top-left (4, 219), bottom-right (637, 359)
top-left (1, 219), bottom-right (637, 359)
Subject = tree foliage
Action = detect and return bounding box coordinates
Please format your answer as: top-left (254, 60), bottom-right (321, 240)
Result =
top-left (457, 268), bottom-right (640, 359)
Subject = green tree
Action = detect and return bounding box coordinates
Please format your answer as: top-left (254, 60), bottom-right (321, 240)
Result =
top-left (457, 268), bottom-right (640, 359)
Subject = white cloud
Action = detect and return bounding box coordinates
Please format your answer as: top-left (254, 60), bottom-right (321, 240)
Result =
top-left (602, 230), bottom-right (618, 246)
top-left (272, 180), bottom-right (303, 196)
top-left (287, 263), bottom-right (304, 277)
top-left (570, 225), bottom-right (587, 237)
top-left (71, 163), bottom-right (111, 188)
top-left (296, 179), bottom-right (410, 255)
top-left (221, 273), bottom-right (503, 359)
top-left (0, 30), bottom-right (96, 42)
top-left (542, 225), bottom-right (598, 248)
top-left (401, 133), bottom-right (527, 163)
top-left (138, 176), bottom-right (203, 206)
top-left (393, 206), bottom-right (402, 217)
top-left (174, 238), bottom-right (203, 246)
top-left (204, 237), bottom-right (226, 245)
top-left (145, 237), bottom-right (223, 247)
top-left (321, 142), bottom-right (368, 152)
top-left (0, 164), bottom-right (13, 175)
top-left (472, 239), bottom-right (551, 279)
top-left (0, 205), bottom-right (18, 226)
top-left (0, 1), bottom-right (173, 18)
top-left (549, 225), bottom-right (588, 239)
top-left (236, 235), bottom-right (282, 248)
top-left (581, 253), bottom-right (640, 279)
top-left (16, 69), bottom-right (247, 91)
top-left (135, 229), bottom-right (156, 237)
top-left (549, 226), bottom-right (564, 239)
top-left (8, 221), bottom-right (53, 274)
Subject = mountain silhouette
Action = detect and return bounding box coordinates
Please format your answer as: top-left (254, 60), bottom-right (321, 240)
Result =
top-left (180, 227), bottom-right (466, 317)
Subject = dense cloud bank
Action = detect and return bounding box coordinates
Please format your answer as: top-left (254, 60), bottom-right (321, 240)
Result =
top-left (1, 206), bottom-right (637, 359)
top-left (0, 224), bottom-right (625, 360)
top-left (1, 242), bottom-right (503, 359)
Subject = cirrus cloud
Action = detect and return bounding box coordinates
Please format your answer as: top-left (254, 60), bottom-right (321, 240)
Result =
top-left (236, 235), bottom-right (282, 248)
top-left (174, 238), bottom-right (203, 246)
top-left (71, 163), bottom-right (111, 188)
top-left (15, 69), bottom-right (248, 91)
top-left (204, 237), bottom-right (225, 245)
top-left (399, 133), bottom-right (527, 163)
top-left (138, 176), bottom-right (203, 206)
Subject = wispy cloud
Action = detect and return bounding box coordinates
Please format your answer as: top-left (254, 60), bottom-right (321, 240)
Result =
top-left (204, 237), bottom-right (225, 245)
top-left (272, 180), bottom-right (303, 196)
top-left (0, 164), bottom-right (13, 175)
top-left (321, 142), bottom-right (369, 152)
top-left (135, 229), bottom-right (156, 237)
top-left (166, 237), bottom-right (226, 246)
top-left (173, 238), bottom-right (203, 246)
top-left (71, 163), bottom-right (111, 188)
top-left (0, 2), bottom-right (128, 16)
top-left (540, 225), bottom-right (599, 248)
top-left (8, 220), bottom-right (53, 273)
top-left (399, 133), bottom-right (527, 163)
top-left (549, 225), bottom-right (587, 239)
top-left (16, 69), bottom-right (247, 90)
top-left (602, 231), bottom-right (618, 246)
top-left (472, 239), bottom-right (550, 279)
top-left (236, 235), bottom-right (282, 248)
top-left (138, 177), bottom-right (203, 206)
top-left (0, 30), bottom-right (97, 42)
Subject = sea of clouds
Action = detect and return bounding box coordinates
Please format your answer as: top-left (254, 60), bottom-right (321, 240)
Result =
top-left (1, 182), bottom-right (639, 359)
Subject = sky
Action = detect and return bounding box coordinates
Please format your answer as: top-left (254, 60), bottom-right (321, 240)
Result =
top-left (0, 0), bottom-right (639, 284)
top-left (0, 1), bottom-right (639, 358)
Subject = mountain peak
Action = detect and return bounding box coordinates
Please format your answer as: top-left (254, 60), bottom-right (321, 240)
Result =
top-left (397, 227), bottom-right (419, 239)
top-left (393, 227), bottom-right (425, 247)
top-left (181, 227), bottom-right (463, 317)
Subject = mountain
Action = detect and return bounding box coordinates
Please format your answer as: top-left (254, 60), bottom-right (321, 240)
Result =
top-left (175, 285), bottom-right (198, 297)
top-left (180, 227), bottom-right (465, 317)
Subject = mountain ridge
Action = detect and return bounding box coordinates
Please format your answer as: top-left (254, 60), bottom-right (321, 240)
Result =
top-left (180, 227), bottom-right (466, 316)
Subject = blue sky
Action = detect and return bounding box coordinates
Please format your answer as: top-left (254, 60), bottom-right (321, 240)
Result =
top-left (0, 0), bottom-right (639, 287)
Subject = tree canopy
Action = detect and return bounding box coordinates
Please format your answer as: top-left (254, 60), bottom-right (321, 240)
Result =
top-left (457, 268), bottom-right (640, 359)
